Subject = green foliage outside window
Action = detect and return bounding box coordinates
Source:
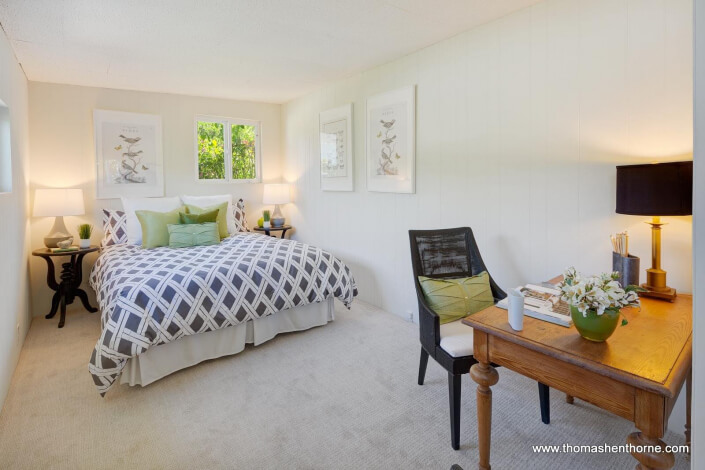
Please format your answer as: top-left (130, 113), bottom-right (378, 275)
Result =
top-left (198, 122), bottom-right (224, 179)
top-left (231, 124), bottom-right (257, 180)
top-left (197, 121), bottom-right (257, 181)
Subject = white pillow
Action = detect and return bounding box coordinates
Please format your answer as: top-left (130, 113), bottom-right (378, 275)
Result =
top-left (121, 196), bottom-right (183, 245)
top-left (180, 194), bottom-right (235, 234)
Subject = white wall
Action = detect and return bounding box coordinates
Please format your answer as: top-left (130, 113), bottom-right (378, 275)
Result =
top-left (282, 0), bottom-right (692, 431)
top-left (0, 27), bottom-right (32, 409)
top-left (28, 82), bottom-right (282, 317)
top-left (692, 0), bottom-right (704, 464)
top-left (283, 0), bottom-right (693, 317)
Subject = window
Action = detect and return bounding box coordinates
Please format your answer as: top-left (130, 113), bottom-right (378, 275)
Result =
top-left (0, 99), bottom-right (11, 194)
top-left (195, 115), bottom-right (261, 183)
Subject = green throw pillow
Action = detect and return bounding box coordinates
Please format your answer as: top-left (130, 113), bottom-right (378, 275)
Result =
top-left (167, 222), bottom-right (220, 248)
top-left (185, 202), bottom-right (229, 239)
top-left (418, 271), bottom-right (495, 324)
top-left (179, 208), bottom-right (219, 225)
top-left (136, 207), bottom-right (185, 249)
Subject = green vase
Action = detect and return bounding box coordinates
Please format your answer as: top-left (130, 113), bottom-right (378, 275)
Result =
top-left (570, 306), bottom-right (620, 342)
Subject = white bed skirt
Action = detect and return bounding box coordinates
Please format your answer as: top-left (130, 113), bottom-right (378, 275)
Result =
top-left (120, 297), bottom-right (335, 387)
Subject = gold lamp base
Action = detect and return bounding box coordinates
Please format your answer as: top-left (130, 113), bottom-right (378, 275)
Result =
top-left (638, 217), bottom-right (677, 302)
top-left (639, 283), bottom-right (677, 302)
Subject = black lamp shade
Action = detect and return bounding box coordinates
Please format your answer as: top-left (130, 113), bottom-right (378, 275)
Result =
top-left (616, 161), bottom-right (692, 216)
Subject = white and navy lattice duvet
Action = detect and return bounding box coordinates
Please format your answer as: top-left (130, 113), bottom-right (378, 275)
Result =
top-left (88, 233), bottom-right (357, 395)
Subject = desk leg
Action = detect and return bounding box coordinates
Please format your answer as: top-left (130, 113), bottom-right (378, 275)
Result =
top-left (470, 362), bottom-right (498, 470)
top-left (629, 390), bottom-right (675, 469)
top-left (686, 368), bottom-right (691, 453)
top-left (627, 432), bottom-right (674, 469)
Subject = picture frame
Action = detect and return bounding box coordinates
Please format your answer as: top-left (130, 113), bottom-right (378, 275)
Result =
top-left (94, 109), bottom-right (164, 199)
top-left (366, 85), bottom-right (415, 194)
top-left (319, 104), bottom-right (353, 191)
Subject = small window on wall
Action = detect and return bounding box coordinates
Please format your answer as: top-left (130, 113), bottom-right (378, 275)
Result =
top-left (195, 116), bottom-right (261, 183)
top-left (0, 99), bottom-right (11, 193)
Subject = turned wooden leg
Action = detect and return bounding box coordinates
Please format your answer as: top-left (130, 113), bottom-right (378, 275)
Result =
top-left (627, 432), bottom-right (675, 469)
top-left (566, 394), bottom-right (574, 404)
top-left (75, 289), bottom-right (98, 313)
top-left (470, 362), bottom-right (499, 470)
top-left (686, 368), bottom-right (691, 453)
top-left (58, 294), bottom-right (67, 329)
top-left (45, 291), bottom-right (61, 319)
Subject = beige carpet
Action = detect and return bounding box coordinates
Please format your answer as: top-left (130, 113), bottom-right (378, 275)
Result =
top-left (0, 301), bottom-right (689, 469)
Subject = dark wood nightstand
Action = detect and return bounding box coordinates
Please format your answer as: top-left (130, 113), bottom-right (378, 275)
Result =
top-left (32, 246), bottom-right (99, 328)
top-left (253, 225), bottom-right (292, 238)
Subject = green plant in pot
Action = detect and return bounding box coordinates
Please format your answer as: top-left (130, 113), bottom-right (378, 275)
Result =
top-left (558, 267), bottom-right (643, 342)
top-left (262, 210), bottom-right (271, 229)
top-left (77, 224), bottom-right (93, 249)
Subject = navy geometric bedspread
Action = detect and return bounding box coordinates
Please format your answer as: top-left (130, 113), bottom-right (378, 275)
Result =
top-left (88, 233), bottom-right (357, 395)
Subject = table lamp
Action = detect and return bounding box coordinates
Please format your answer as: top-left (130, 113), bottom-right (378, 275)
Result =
top-left (262, 183), bottom-right (290, 227)
top-left (616, 161), bottom-right (692, 301)
top-left (33, 188), bottom-right (85, 248)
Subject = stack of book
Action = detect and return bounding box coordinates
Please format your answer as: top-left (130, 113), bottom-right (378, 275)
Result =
top-left (496, 283), bottom-right (572, 327)
top-left (51, 246), bottom-right (79, 253)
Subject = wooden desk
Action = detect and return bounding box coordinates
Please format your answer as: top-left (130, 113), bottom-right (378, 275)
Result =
top-left (463, 293), bottom-right (691, 469)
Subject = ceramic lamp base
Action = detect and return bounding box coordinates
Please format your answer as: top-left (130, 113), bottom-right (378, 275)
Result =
top-left (271, 204), bottom-right (285, 227)
top-left (44, 216), bottom-right (72, 248)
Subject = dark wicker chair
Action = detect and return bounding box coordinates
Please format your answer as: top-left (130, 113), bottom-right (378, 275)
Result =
top-left (409, 227), bottom-right (550, 450)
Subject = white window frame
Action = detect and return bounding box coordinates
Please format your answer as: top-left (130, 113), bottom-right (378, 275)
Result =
top-left (194, 115), bottom-right (262, 184)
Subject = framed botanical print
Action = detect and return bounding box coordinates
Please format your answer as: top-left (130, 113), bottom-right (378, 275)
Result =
top-left (94, 110), bottom-right (164, 199)
top-left (319, 104), bottom-right (353, 191)
top-left (366, 85), bottom-right (415, 194)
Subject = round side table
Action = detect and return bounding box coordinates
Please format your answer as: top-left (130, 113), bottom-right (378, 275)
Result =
top-left (253, 225), bottom-right (292, 238)
top-left (32, 246), bottom-right (99, 328)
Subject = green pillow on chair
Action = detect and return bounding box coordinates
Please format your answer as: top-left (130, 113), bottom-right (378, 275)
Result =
top-left (135, 207), bottom-right (185, 249)
top-left (184, 202), bottom-right (229, 239)
top-left (418, 271), bottom-right (495, 324)
top-left (167, 222), bottom-right (220, 248)
top-left (179, 208), bottom-right (219, 225)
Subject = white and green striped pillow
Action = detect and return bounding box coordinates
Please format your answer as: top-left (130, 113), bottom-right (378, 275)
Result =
top-left (167, 222), bottom-right (220, 249)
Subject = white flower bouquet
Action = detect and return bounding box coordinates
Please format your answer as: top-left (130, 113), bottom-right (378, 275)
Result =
top-left (558, 267), bottom-right (641, 325)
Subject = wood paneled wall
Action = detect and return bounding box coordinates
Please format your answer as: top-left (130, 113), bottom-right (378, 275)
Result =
top-left (282, 0), bottom-right (693, 320)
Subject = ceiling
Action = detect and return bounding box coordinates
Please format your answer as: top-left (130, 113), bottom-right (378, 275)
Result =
top-left (0, 0), bottom-right (542, 104)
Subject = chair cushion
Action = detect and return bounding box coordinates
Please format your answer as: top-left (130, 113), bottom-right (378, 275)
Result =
top-left (418, 271), bottom-right (495, 324)
top-left (439, 320), bottom-right (474, 358)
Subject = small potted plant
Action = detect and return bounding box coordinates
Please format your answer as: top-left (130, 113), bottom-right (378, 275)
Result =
top-left (77, 224), bottom-right (93, 249)
top-left (558, 267), bottom-right (643, 342)
top-left (262, 210), bottom-right (271, 229)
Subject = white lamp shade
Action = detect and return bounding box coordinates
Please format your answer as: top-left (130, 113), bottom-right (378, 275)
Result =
top-left (33, 188), bottom-right (85, 217)
top-left (262, 184), bottom-right (291, 205)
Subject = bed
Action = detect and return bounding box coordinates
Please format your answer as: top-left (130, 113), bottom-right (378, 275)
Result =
top-left (88, 231), bottom-right (357, 395)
